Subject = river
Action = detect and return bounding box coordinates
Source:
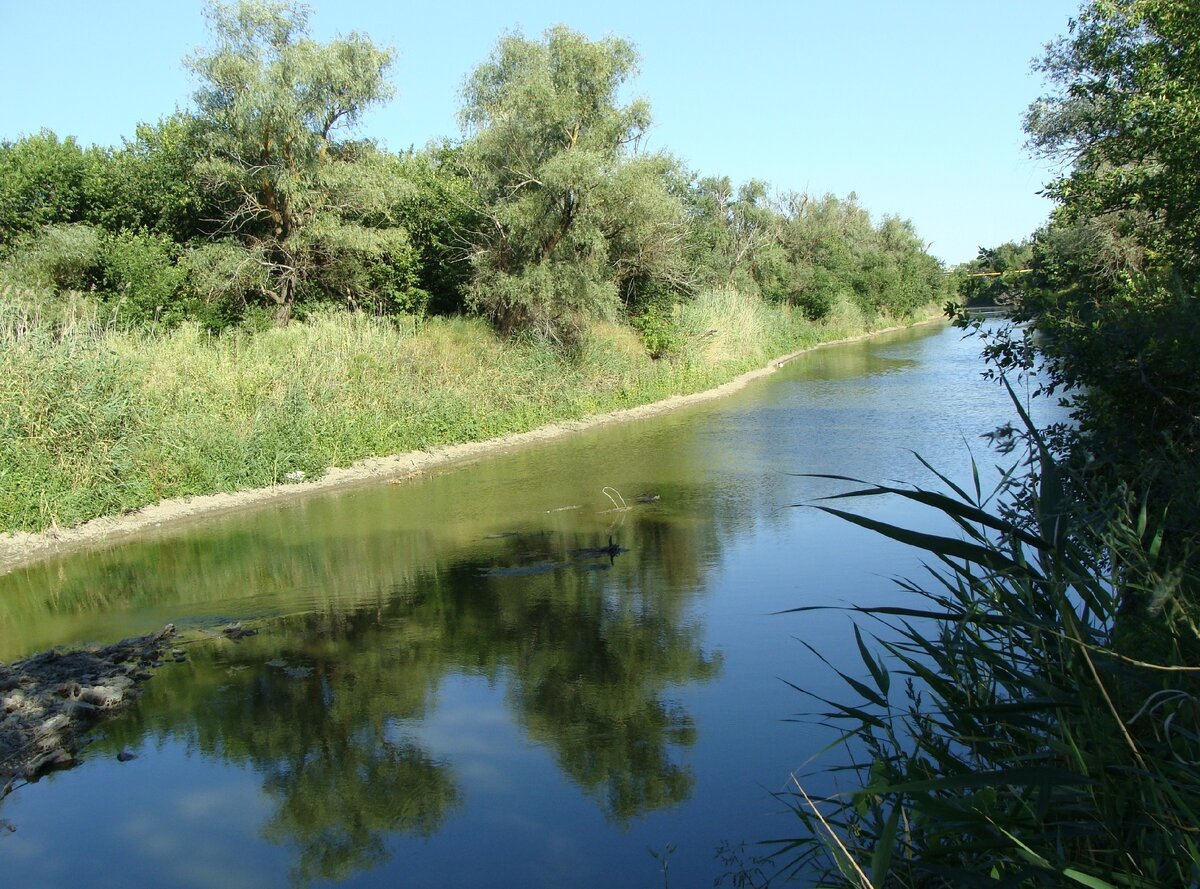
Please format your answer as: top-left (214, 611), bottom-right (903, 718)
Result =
top-left (0, 322), bottom-right (1046, 888)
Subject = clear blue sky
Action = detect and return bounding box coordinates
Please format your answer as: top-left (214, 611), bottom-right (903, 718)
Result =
top-left (0, 0), bottom-right (1080, 265)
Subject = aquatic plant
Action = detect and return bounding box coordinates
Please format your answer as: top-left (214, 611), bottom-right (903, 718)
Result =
top-left (775, 414), bottom-right (1200, 887)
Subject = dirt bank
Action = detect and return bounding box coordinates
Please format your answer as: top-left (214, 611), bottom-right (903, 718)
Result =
top-left (0, 319), bottom-right (940, 574)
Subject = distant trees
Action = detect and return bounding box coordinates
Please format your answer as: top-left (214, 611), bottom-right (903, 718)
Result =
top-left (955, 240), bottom-right (1033, 307)
top-left (0, 2), bottom-right (945, 341)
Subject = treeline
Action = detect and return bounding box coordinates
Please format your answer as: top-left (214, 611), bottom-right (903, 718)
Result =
top-left (0, 2), bottom-right (944, 349)
top-left (960, 0), bottom-right (1200, 564)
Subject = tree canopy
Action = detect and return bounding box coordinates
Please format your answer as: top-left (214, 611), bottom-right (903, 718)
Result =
top-left (456, 25), bottom-right (689, 343)
top-left (962, 0), bottom-right (1200, 570)
top-left (0, 2), bottom-right (944, 339)
top-left (186, 0), bottom-right (415, 321)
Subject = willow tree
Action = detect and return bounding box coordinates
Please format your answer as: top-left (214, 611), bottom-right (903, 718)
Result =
top-left (459, 26), bottom-right (687, 343)
top-left (187, 1), bottom-right (414, 322)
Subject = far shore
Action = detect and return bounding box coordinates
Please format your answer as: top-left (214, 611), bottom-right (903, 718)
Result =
top-left (0, 317), bottom-right (942, 574)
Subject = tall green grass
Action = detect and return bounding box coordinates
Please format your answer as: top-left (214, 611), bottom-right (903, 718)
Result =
top-left (775, 399), bottom-right (1200, 888)
top-left (0, 286), bottom-right (930, 534)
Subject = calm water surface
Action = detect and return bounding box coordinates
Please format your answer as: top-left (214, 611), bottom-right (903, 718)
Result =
top-left (0, 323), bottom-right (1045, 888)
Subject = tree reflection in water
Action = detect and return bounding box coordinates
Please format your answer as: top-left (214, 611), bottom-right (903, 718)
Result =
top-left (95, 517), bottom-right (721, 884)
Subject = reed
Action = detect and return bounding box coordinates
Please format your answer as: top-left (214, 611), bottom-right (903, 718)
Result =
top-left (774, 401), bottom-right (1200, 888)
top-left (0, 288), bottom-right (927, 534)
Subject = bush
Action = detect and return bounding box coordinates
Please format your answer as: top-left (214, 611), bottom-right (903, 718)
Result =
top-left (466, 261), bottom-right (618, 348)
top-left (102, 230), bottom-right (187, 324)
top-left (178, 239), bottom-right (269, 331)
top-left (631, 303), bottom-right (681, 359)
top-left (3, 223), bottom-right (104, 290)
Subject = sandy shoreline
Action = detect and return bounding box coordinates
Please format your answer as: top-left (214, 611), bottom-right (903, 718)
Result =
top-left (0, 318), bottom-right (940, 574)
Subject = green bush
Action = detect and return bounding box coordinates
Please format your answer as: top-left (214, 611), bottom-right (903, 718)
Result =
top-left (631, 303), bottom-right (681, 359)
top-left (3, 223), bottom-right (104, 291)
top-left (102, 230), bottom-right (186, 324)
top-left (178, 239), bottom-right (269, 331)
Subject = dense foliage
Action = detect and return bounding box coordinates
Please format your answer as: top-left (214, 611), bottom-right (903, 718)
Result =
top-left (966, 0), bottom-right (1200, 558)
top-left (0, 1), bottom-right (945, 344)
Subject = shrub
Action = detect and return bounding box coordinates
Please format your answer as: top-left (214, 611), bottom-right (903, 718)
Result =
top-left (102, 230), bottom-right (187, 324)
top-left (3, 223), bottom-right (104, 290)
top-left (178, 239), bottom-right (269, 331)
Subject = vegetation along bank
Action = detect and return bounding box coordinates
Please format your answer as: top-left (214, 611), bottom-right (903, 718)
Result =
top-left (784, 2), bottom-right (1200, 886)
top-left (0, 1), bottom-right (948, 552)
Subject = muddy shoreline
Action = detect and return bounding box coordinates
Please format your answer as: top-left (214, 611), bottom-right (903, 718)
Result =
top-left (0, 319), bottom-right (940, 575)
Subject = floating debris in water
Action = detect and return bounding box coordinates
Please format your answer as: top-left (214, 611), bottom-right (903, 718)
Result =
top-left (483, 532), bottom-right (520, 540)
top-left (283, 666), bottom-right (313, 679)
top-left (264, 659), bottom-right (287, 669)
top-left (219, 623), bottom-right (257, 641)
top-left (569, 537), bottom-right (628, 559)
top-left (635, 492), bottom-right (661, 503)
top-left (116, 750), bottom-right (136, 763)
top-left (544, 505), bottom-right (582, 513)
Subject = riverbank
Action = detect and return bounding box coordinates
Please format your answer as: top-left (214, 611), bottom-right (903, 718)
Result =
top-left (0, 293), bottom-right (940, 573)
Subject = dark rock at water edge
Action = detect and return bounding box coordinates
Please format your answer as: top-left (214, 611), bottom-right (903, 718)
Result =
top-left (0, 625), bottom-right (177, 785)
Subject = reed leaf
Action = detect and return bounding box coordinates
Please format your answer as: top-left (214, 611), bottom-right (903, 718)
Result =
top-left (779, 443), bottom-right (1200, 887)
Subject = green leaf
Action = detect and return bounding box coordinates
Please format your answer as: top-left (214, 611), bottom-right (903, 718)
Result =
top-left (1063, 869), bottom-right (1118, 889)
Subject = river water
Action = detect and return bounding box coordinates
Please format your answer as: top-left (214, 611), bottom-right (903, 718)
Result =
top-left (0, 322), bottom-right (1045, 888)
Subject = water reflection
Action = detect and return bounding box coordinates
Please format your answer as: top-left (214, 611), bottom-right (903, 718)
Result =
top-left (2, 322), bottom-right (1033, 889)
top-left (73, 512), bottom-right (720, 883)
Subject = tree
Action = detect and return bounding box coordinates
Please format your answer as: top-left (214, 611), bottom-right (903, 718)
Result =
top-left (92, 114), bottom-right (210, 243)
top-left (186, 0), bottom-right (414, 323)
top-left (0, 130), bottom-right (105, 247)
top-left (458, 25), bottom-right (686, 344)
top-left (960, 0), bottom-right (1200, 571)
top-left (1026, 0), bottom-right (1200, 275)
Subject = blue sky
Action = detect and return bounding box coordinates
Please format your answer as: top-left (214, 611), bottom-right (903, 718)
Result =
top-left (1, 1), bottom-right (1080, 265)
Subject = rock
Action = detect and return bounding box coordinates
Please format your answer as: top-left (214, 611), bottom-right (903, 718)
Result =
top-left (0, 625), bottom-right (177, 780)
top-left (35, 714), bottom-right (70, 738)
top-left (116, 750), bottom-right (136, 763)
top-left (78, 685), bottom-right (126, 708)
top-left (60, 700), bottom-right (100, 721)
top-left (22, 748), bottom-right (74, 779)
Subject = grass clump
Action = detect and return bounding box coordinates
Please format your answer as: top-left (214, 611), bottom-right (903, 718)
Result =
top-left (0, 287), bottom-right (933, 534)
